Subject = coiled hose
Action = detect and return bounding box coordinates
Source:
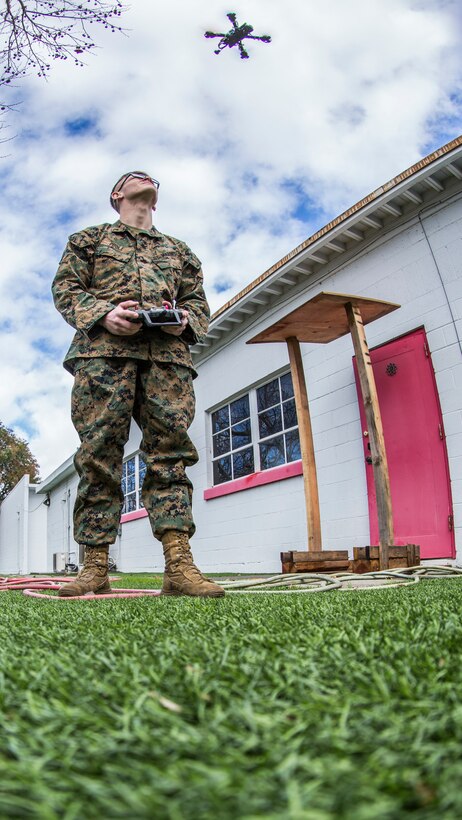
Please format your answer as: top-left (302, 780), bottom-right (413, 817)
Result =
top-left (220, 565), bottom-right (462, 593)
top-left (0, 576), bottom-right (160, 599)
top-left (0, 565), bottom-right (461, 600)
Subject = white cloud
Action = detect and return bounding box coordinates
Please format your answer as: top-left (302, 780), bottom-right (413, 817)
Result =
top-left (0, 0), bottom-right (461, 477)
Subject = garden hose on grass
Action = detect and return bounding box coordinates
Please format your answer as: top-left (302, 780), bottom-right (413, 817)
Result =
top-left (219, 565), bottom-right (462, 593)
top-left (1, 565), bottom-right (462, 599)
top-left (0, 576), bottom-right (160, 600)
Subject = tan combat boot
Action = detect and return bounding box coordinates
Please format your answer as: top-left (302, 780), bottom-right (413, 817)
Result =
top-left (161, 531), bottom-right (225, 597)
top-left (58, 545), bottom-right (111, 597)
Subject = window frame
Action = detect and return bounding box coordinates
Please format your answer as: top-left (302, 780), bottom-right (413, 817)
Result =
top-left (207, 370), bottom-right (301, 497)
top-left (255, 372), bottom-right (301, 472)
top-left (121, 452), bottom-right (146, 515)
top-left (211, 393), bottom-right (255, 485)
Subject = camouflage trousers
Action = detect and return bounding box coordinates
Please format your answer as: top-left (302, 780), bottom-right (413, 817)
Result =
top-left (71, 357), bottom-right (198, 546)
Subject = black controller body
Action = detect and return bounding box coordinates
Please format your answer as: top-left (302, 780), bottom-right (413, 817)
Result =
top-left (130, 307), bottom-right (183, 327)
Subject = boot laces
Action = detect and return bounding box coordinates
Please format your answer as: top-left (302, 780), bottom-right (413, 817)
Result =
top-left (170, 555), bottom-right (205, 583)
top-left (78, 551), bottom-right (108, 580)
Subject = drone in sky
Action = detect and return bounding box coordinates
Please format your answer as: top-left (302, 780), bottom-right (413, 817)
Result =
top-left (204, 12), bottom-right (271, 60)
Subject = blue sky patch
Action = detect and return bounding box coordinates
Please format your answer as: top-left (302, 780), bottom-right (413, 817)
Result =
top-left (55, 208), bottom-right (77, 226)
top-left (292, 198), bottom-right (326, 228)
top-left (33, 337), bottom-right (62, 357)
top-left (280, 179), bottom-right (327, 230)
top-left (11, 418), bottom-right (36, 443)
top-left (64, 116), bottom-right (100, 137)
top-left (422, 104), bottom-right (462, 157)
top-left (214, 280), bottom-right (234, 293)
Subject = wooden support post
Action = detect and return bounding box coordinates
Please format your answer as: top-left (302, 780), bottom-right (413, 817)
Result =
top-left (286, 336), bottom-right (322, 551)
top-left (345, 303), bottom-right (394, 568)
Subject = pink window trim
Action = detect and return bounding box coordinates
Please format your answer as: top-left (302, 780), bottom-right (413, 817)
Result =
top-left (120, 508), bottom-right (149, 524)
top-left (204, 460), bottom-right (303, 500)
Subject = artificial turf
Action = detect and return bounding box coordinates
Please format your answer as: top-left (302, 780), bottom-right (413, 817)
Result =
top-left (1, 576), bottom-right (462, 819)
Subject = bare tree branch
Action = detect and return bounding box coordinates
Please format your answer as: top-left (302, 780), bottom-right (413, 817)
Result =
top-left (0, 0), bottom-right (125, 110)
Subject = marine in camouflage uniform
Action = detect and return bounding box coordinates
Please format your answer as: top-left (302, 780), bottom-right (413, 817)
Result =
top-left (52, 170), bottom-right (224, 597)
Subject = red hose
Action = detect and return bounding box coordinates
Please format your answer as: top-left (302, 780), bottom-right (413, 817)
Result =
top-left (0, 576), bottom-right (69, 590)
top-left (0, 576), bottom-right (161, 600)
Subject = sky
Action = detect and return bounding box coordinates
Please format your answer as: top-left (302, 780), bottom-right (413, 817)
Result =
top-left (0, 0), bottom-right (461, 479)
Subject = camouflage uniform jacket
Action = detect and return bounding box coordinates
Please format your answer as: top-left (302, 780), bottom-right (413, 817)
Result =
top-left (52, 220), bottom-right (210, 375)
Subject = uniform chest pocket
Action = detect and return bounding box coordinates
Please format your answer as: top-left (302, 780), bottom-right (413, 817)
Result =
top-left (92, 245), bottom-right (135, 285)
top-left (95, 245), bottom-right (135, 264)
top-left (153, 255), bottom-right (182, 272)
top-left (144, 257), bottom-right (182, 302)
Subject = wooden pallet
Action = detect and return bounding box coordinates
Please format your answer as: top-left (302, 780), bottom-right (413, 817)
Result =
top-left (281, 550), bottom-right (351, 574)
top-left (349, 544), bottom-right (420, 574)
top-left (281, 544), bottom-right (420, 574)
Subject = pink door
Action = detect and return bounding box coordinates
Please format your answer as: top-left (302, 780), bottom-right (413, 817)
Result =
top-left (354, 328), bottom-right (454, 559)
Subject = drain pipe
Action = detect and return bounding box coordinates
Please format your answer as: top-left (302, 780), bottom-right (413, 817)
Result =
top-left (66, 488), bottom-right (71, 564)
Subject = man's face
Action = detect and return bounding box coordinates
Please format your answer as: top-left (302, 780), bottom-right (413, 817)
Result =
top-left (111, 171), bottom-right (159, 211)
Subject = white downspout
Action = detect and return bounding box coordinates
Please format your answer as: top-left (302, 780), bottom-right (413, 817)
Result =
top-left (21, 475), bottom-right (30, 575)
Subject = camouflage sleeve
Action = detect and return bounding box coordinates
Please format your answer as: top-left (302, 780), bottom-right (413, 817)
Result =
top-left (176, 248), bottom-right (210, 345)
top-left (52, 228), bottom-right (115, 333)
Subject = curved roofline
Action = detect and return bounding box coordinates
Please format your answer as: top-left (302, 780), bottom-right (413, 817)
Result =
top-left (211, 134), bottom-right (462, 321)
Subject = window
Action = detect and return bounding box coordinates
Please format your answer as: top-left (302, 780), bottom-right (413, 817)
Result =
top-left (211, 395), bottom-right (254, 484)
top-left (210, 372), bottom-right (300, 486)
top-left (257, 372), bottom-right (301, 470)
top-left (122, 453), bottom-right (146, 513)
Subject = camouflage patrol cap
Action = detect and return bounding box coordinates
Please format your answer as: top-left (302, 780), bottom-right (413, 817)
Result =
top-left (110, 171), bottom-right (154, 212)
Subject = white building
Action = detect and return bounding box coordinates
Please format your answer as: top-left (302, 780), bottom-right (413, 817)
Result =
top-left (0, 474), bottom-right (47, 574)
top-left (1, 136), bottom-right (461, 575)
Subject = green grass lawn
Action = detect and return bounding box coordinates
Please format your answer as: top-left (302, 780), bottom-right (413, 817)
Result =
top-left (1, 576), bottom-right (462, 819)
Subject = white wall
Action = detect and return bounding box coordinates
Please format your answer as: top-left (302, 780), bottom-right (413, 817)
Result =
top-left (46, 474), bottom-right (79, 571)
top-left (115, 516), bottom-right (162, 572)
top-left (0, 475), bottom-right (29, 573)
top-left (187, 195), bottom-right (462, 571)
top-left (27, 488), bottom-right (48, 572)
top-left (421, 202), bottom-right (462, 555)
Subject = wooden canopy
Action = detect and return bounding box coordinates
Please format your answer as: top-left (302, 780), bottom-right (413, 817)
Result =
top-left (248, 292), bottom-right (400, 345)
top-left (247, 291), bottom-right (400, 569)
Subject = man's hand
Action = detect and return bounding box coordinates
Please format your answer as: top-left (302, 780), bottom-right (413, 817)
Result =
top-left (100, 301), bottom-right (141, 336)
top-left (161, 304), bottom-right (190, 336)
